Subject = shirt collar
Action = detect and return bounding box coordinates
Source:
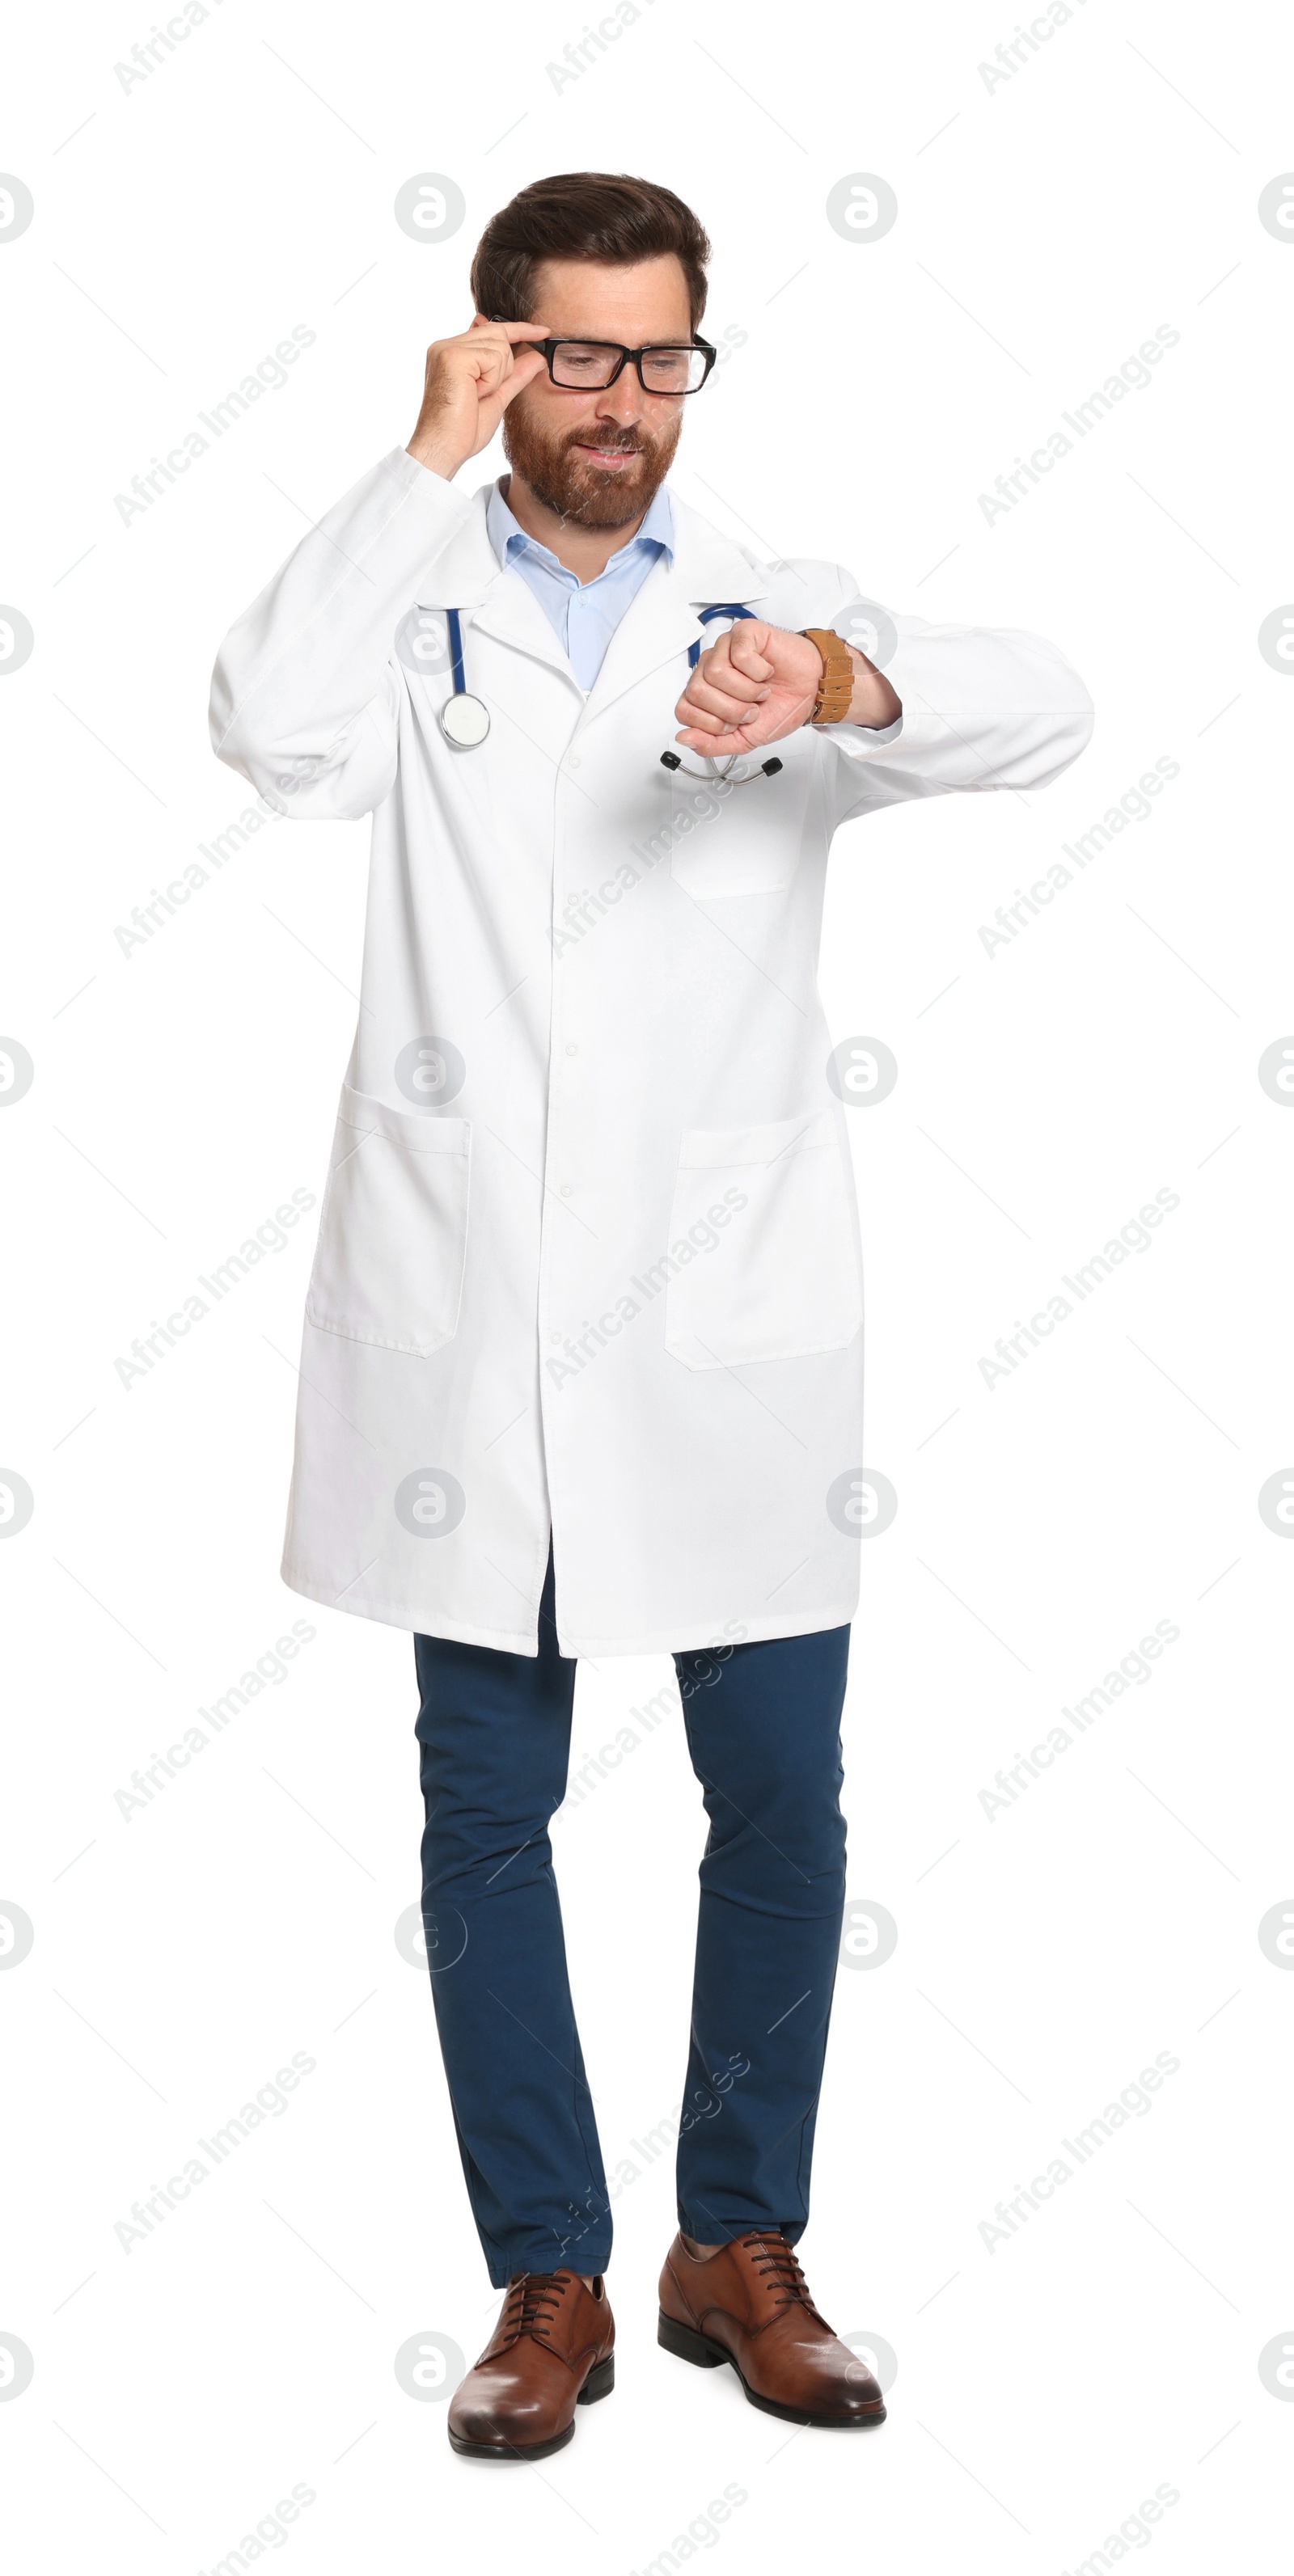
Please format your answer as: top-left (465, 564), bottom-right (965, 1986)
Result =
top-left (486, 475), bottom-right (674, 580)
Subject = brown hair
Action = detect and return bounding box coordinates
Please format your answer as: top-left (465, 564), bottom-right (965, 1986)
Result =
top-left (470, 172), bottom-right (711, 333)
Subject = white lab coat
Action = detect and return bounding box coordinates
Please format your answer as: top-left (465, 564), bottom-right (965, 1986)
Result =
top-left (209, 447), bottom-right (1092, 1656)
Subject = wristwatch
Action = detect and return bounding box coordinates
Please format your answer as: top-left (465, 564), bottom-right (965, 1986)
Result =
top-left (800, 628), bottom-right (856, 726)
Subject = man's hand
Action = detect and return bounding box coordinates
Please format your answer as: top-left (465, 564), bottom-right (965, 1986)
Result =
top-left (674, 620), bottom-right (900, 756)
top-left (407, 315), bottom-right (550, 480)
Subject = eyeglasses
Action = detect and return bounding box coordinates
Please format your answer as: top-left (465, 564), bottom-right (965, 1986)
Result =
top-left (534, 336), bottom-right (717, 395)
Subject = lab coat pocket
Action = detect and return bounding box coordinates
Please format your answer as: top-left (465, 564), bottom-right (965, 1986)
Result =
top-left (663, 1110), bottom-right (861, 1370)
top-left (666, 733), bottom-right (812, 899)
top-left (305, 1085), bottom-right (470, 1358)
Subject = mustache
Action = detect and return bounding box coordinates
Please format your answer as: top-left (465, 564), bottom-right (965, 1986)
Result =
top-left (565, 429), bottom-right (649, 455)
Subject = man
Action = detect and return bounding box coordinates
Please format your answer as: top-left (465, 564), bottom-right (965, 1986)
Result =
top-left (210, 171), bottom-right (1093, 2461)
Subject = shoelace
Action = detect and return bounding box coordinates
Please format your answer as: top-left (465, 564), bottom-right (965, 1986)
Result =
top-left (497, 2270), bottom-right (575, 2352)
top-left (736, 2230), bottom-right (825, 2322)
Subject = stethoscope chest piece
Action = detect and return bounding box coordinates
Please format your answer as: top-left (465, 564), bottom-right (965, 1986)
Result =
top-left (438, 607), bottom-right (490, 748)
top-left (439, 692), bottom-right (490, 747)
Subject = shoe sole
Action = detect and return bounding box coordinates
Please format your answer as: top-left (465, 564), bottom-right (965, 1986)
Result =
top-left (447, 2352), bottom-right (615, 2459)
top-left (657, 2309), bottom-right (886, 2428)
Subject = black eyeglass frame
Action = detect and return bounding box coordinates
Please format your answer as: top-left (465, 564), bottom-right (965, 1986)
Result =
top-left (532, 336), bottom-right (718, 395)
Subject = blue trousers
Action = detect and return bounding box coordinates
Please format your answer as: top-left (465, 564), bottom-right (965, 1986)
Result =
top-left (414, 1543), bottom-right (850, 2287)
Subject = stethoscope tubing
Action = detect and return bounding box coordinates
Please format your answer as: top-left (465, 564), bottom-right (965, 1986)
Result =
top-left (670, 603), bottom-right (783, 783)
top-left (446, 606), bottom-right (467, 697)
top-left (436, 599), bottom-right (781, 782)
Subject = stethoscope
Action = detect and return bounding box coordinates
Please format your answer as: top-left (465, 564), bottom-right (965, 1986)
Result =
top-left (437, 600), bottom-right (783, 784)
top-left (439, 608), bottom-right (491, 745)
top-left (658, 604), bottom-right (783, 787)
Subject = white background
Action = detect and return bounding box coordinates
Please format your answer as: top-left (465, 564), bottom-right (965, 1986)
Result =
top-left (2, 2), bottom-right (1293, 2569)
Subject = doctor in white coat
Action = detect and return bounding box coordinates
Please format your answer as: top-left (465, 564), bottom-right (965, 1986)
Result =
top-left (211, 171), bottom-right (1093, 2462)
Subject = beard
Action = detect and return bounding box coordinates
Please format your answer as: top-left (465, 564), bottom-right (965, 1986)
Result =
top-left (501, 396), bottom-right (682, 530)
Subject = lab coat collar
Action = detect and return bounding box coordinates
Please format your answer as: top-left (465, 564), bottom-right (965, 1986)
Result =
top-left (581, 489), bottom-right (770, 725)
top-left (414, 482), bottom-right (770, 712)
top-left (415, 486), bottom-right (575, 686)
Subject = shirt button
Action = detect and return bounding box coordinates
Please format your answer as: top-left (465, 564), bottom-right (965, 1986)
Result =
top-left (560, 1185), bottom-right (573, 1198)
top-left (565, 1042), bottom-right (577, 1056)
top-left (567, 753), bottom-right (581, 770)
top-left (550, 1330), bottom-right (561, 1344)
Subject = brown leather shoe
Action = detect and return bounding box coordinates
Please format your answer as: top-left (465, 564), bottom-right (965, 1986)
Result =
top-left (448, 2270), bottom-right (615, 2460)
top-left (658, 2230), bottom-right (886, 2427)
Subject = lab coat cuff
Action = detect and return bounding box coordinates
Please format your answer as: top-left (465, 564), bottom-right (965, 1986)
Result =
top-left (384, 444), bottom-right (476, 520)
top-left (830, 709), bottom-right (905, 754)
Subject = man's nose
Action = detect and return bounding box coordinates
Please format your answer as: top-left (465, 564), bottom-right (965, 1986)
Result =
top-left (593, 376), bottom-right (645, 430)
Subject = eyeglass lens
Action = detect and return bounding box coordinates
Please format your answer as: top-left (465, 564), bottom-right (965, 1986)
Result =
top-left (549, 341), bottom-right (708, 393)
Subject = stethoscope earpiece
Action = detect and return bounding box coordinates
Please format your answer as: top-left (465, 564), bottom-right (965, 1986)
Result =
top-left (661, 750), bottom-right (784, 782)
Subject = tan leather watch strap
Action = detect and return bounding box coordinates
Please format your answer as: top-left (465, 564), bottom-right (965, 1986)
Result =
top-left (801, 627), bottom-right (856, 725)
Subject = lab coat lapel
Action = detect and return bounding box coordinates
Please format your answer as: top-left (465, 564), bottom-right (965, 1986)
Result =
top-left (412, 479), bottom-right (772, 718)
top-left (578, 489), bottom-right (770, 729)
top-left (415, 484), bottom-right (578, 690)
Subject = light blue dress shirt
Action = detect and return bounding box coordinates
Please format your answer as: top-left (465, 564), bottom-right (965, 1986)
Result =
top-left (486, 476), bottom-right (674, 690)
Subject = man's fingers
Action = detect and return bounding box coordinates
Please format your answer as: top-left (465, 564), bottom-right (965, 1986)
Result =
top-left (681, 693), bottom-right (761, 732)
top-left (465, 339), bottom-right (546, 402)
top-left (725, 631), bottom-right (775, 680)
top-left (677, 677), bottom-right (768, 728)
top-left (673, 698), bottom-right (729, 736)
top-left (494, 348), bottom-right (548, 407)
top-left (696, 664), bottom-right (768, 705)
top-left (673, 696), bottom-right (771, 747)
top-left (683, 674), bottom-right (768, 724)
top-left (704, 631), bottom-right (774, 683)
top-left (674, 721), bottom-right (758, 755)
top-left (469, 314), bottom-right (552, 340)
top-left (459, 319), bottom-right (550, 384)
top-left (695, 652), bottom-right (767, 704)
